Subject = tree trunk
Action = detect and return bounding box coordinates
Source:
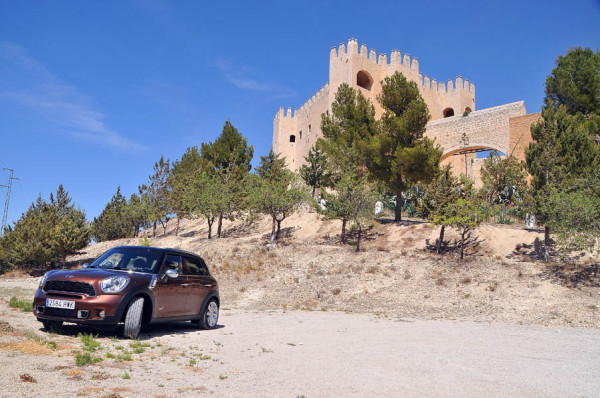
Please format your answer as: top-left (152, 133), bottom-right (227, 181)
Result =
top-left (152, 222), bottom-right (156, 238)
top-left (175, 218), bottom-right (180, 236)
top-left (207, 217), bottom-right (213, 239)
top-left (543, 225), bottom-right (550, 262)
top-left (341, 218), bottom-right (347, 244)
top-left (162, 220), bottom-right (168, 235)
top-left (395, 185), bottom-right (402, 222)
top-left (311, 186), bottom-right (316, 199)
top-left (270, 216), bottom-right (277, 243)
top-left (276, 219), bottom-right (282, 241)
top-left (356, 225), bottom-right (362, 252)
top-left (460, 228), bottom-right (466, 260)
top-left (217, 212), bottom-right (223, 238)
top-left (436, 225), bottom-right (445, 254)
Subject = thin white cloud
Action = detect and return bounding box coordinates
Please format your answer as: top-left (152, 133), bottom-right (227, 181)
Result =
top-left (0, 41), bottom-right (145, 152)
top-left (213, 58), bottom-right (295, 97)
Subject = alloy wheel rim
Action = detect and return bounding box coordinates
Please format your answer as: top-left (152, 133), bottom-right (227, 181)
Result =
top-left (206, 302), bottom-right (218, 327)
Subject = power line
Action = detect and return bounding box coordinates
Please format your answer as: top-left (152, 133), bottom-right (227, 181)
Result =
top-left (1, 168), bottom-right (19, 237)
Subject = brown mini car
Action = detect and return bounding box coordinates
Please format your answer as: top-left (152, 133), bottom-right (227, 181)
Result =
top-left (33, 246), bottom-right (219, 338)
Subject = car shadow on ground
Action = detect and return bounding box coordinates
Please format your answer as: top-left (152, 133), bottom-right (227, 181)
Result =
top-left (39, 321), bottom-right (225, 340)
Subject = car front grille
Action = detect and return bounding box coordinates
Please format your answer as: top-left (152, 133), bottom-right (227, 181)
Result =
top-left (43, 280), bottom-right (96, 296)
top-left (43, 307), bottom-right (78, 318)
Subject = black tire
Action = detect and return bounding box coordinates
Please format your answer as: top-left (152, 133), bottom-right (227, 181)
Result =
top-left (193, 299), bottom-right (219, 330)
top-left (42, 320), bottom-right (63, 332)
top-left (123, 296), bottom-right (144, 339)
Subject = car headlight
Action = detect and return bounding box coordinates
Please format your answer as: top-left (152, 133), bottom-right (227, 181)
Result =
top-left (100, 276), bottom-right (130, 293)
top-left (39, 272), bottom-right (50, 288)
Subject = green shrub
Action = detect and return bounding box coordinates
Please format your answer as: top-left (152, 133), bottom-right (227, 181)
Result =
top-left (9, 297), bottom-right (32, 312)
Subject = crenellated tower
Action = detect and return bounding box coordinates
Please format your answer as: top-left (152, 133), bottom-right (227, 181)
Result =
top-left (274, 38), bottom-right (477, 171)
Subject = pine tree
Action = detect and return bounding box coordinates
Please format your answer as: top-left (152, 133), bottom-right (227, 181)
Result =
top-left (250, 152), bottom-right (307, 242)
top-left (142, 156), bottom-right (171, 237)
top-left (200, 121), bottom-right (253, 237)
top-left (0, 185), bottom-right (89, 269)
top-left (418, 165), bottom-right (460, 254)
top-left (321, 169), bottom-right (377, 251)
top-left (366, 72), bottom-right (442, 222)
top-left (168, 147), bottom-right (205, 235)
top-left (526, 47), bottom-right (600, 257)
top-left (91, 186), bottom-right (129, 242)
top-left (299, 146), bottom-right (329, 198)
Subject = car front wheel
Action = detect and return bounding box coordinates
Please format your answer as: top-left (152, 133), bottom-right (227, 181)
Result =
top-left (42, 320), bottom-right (63, 332)
top-left (123, 296), bottom-right (144, 339)
top-left (194, 299), bottom-right (219, 330)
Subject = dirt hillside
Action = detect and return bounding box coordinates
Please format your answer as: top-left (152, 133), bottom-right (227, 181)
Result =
top-left (53, 210), bottom-right (600, 329)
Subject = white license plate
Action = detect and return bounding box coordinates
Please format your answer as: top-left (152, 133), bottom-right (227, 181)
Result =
top-left (46, 299), bottom-right (75, 309)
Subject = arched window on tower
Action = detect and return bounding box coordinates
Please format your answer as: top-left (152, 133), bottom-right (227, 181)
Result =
top-left (289, 135), bottom-right (296, 143)
top-left (443, 108), bottom-right (455, 118)
top-left (356, 70), bottom-right (373, 91)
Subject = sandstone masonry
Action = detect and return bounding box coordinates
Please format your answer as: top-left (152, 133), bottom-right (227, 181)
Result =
top-left (273, 39), bottom-right (538, 178)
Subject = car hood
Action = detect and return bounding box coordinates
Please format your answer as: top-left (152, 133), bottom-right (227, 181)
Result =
top-left (44, 268), bottom-right (152, 283)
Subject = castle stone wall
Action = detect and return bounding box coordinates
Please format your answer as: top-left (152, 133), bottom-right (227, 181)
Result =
top-left (273, 39), bottom-right (535, 177)
top-left (509, 113), bottom-right (541, 162)
top-left (427, 101), bottom-right (527, 160)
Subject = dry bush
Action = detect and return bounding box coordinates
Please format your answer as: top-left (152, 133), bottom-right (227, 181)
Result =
top-left (20, 373), bottom-right (37, 383)
top-left (332, 287), bottom-right (341, 295)
top-left (435, 277), bottom-right (445, 286)
top-left (460, 276), bottom-right (472, 284)
top-left (366, 266), bottom-right (379, 274)
top-left (488, 281), bottom-right (499, 292)
top-left (0, 340), bottom-right (53, 355)
top-left (404, 270), bottom-right (412, 280)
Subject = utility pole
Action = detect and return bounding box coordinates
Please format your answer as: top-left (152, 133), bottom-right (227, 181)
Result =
top-left (1, 168), bottom-right (19, 237)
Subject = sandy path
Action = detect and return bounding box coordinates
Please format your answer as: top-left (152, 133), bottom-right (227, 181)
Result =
top-left (4, 307), bottom-right (598, 398)
top-left (197, 310), bottom-right (600, 397)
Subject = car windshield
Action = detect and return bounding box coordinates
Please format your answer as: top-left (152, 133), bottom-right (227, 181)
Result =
top-left (90, 247), bottom-right (164, 274)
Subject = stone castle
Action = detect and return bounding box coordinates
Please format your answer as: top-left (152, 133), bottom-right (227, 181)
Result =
top-left (273, 38), bottom-right (539, 179)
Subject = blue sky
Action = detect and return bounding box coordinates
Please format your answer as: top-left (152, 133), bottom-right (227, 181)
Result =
top-left (0, 0), bottom-right (598, 226)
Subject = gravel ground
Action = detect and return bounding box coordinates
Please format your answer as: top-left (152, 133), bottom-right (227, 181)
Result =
top-left (1, 306), bottom-right (599, 397)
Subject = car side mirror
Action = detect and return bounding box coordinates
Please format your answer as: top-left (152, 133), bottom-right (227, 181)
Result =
top-left (165, 268), bottom-right (178, 279)
top-left (82, 263), bottom-right (90, 269)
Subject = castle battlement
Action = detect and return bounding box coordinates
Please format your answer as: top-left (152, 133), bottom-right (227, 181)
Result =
top-left (329, 39), bottom-right (475, 98)
top-left (274, 38), bottom-right (480, 171)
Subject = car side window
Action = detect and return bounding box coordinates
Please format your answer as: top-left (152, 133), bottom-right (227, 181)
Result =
top-left (183, 257), bottom-right (208, 276)
top-left (164, 255), bottom-right (183, 275)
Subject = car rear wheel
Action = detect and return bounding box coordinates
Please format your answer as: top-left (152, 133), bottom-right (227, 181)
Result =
top-left (123, 297), bottom-right (144, 339)
top-left (193, 299), bottom-right (219, 330)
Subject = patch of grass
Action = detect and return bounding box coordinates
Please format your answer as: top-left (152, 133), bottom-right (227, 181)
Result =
top-left (122, 372), bottom-right (131, 379)
top-left (117, 351), bottom-right (132, 362)
top-left (105, 352), bottom-right (116, 359)
top-left (129, 340), bottom-right (150, 354)
top-left (188, 358), bottom-right (197, 366)
top-left (75, 352), bottom-right (103, 366)
top-left (261, 347), bottom-right (273, 353)
top-left (219, 374), bottom-right (228, 380)
top-left (79, 332), bottom-right (101, 352)
top-left (9, 296), bottom-right (32, 312)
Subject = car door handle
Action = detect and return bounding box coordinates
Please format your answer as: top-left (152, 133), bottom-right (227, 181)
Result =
top-left (204, 284), bottom-right (213, 287)
top-left (181, 283), bottom-right (188, 287)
